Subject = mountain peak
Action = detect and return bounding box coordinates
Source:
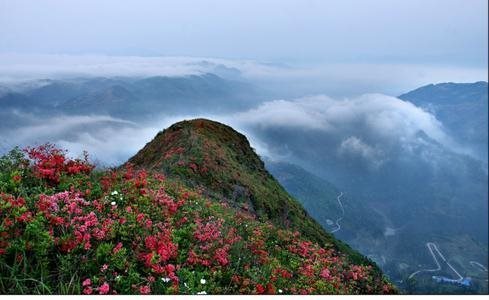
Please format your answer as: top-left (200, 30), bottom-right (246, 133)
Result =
top-left (128, 118), bottom-right (375, 265)
top-left (128, 118), bottom-right (297, 227)
top-left (399, 81), bottom-right (488, 105)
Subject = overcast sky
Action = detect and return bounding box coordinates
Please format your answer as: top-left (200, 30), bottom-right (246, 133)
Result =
top-left (0, 0), bottom-right (487, 68)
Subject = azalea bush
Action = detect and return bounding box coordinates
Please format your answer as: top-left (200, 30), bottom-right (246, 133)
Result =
top-left (0, 145), bottom-right (395, 294)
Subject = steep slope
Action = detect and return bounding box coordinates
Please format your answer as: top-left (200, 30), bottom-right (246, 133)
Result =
top-left (266, 161), bottom-right (385, 240)
top-left (127, 119), bottom-right (378, 267)
top-left (266, 161), bottom-right (342, 223)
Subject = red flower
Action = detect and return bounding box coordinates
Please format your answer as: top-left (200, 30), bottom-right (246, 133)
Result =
top-left (141, 231), bottom-right (178, 272)
top-left (213, 247), bottom-right (230, 266)
top-left (256, 284), bottom-right (266, 294)
top-left (145, 219), bottom-right (153, 229)
top-left (16, 212), bottom-right (32, 223)
top-left (140, 285), bottom-right (151, 294)
top-left (194, 218), bottom-right (222, 242)
top-left (166, 264), bottom-right (175, 273)
top-left (134, 170), bottom-right (148, 188)
top-left (12, 174), bottom-right (21, 183)
top-left (188, 162), bottom-right (198, 172)
top-left (113, 242), bottom-right (123, 254)
top-left (299, 264), bottom-right (315, 277)
top-left (266, 283), bottom-right (276, 294)
top-left (3, 218), bottom-right (13, 227)
top-left (280, 269), bottom-right (293, 279)
top-left (24, 144), bottom-right (93, 185)
top-left (123, 163), bottom-right (134, 180)
top-left (151, 188), bottom-right (183, 216)
top-left (153, 173), bottom-right (166, 182)
top-left (136, 213), bottom-right (146, 223)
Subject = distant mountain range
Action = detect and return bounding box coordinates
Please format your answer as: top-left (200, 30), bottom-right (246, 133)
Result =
top-left (0, 73), bottom-right (262, 121)
top-left (399, 81), bottom-right (488, 161)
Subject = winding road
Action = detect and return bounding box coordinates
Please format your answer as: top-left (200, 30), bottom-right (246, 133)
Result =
top-left (470, 261), bottom-right (489, 282)
top-left (330, 192), bottom-right (344, 233)
top-left (408, 242), bottom-right (463, 281)
top-left (469, 261), bottom-right (488, 272)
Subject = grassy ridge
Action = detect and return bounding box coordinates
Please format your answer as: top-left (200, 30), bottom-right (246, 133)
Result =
top-left (127, 119), bottom-right (384, 271)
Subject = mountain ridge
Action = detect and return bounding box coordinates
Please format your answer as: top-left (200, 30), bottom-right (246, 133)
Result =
top-left (127, 118), bottom-right (381, 268)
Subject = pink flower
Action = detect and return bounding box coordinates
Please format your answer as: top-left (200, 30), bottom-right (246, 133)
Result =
top-left (140, 285), bottom-right (151, 294)
top-left (100, 264), bottom-right (109, 272)
top-left (145, 219), bottom-right (153, 229)
top-left (83, 287), bottom-right (93, 295)
top-left (98, 282), bottom-right (110, 294)
top-left (194, 219), bottom-right (222, 242)
top-left (299, 264), bottom-right (314, 277)
top-left (214, 247), bottom-right (230, 266)
top-left (137, 213), bottom-right (146, 223)
top-left (320, 268), bottom-right (331, 280)
top-left (82, 278), bottom-right (92, 287)
top-left (113, 242), bottom-right (123, 254)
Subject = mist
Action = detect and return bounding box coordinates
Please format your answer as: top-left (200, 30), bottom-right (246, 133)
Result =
top-left (1, 54), bottom-right (487, 97)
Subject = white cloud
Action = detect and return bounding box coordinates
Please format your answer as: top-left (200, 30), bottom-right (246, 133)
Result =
top-left (338, 136), bottom-right (386, 169)
top-left (227, 93), bottom-right (467, 166)
top-left (233, 94), bottom-right (450, 144)
top-left (0, 91), bottom-right (476, 169)
top-left (1, 114), bottom-right (157, 166)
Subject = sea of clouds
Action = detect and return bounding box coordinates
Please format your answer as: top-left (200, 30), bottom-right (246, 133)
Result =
top-left (0, 54), bottom-right (484, 168)
top-left (0, 93), bottom-right (468, 170)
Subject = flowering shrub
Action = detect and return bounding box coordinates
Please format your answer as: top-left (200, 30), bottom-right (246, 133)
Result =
top-left (0, 145), bottom-right (395, 294)
top-left (24, 144), bottom-right (93, 185)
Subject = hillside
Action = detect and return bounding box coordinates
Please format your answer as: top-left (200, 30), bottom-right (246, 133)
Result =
top-left (266, 161), bottom-right (343, 224)
top-left (0, 120), bottom-right (395, 294)
top-left (266, 161), bottom-right (385, 241)
top-left (127, 119), bottom-right (375, 266)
